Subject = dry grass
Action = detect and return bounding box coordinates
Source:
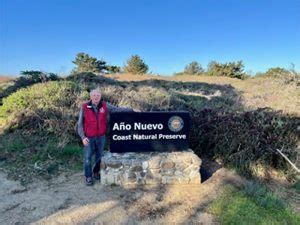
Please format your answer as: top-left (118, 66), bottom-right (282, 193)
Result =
top-left (106, 74), bottom-right (300, 115)
top-left (0, 76), bottom-right (15, 84)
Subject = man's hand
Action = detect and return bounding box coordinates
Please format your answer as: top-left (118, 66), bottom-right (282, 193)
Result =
top-left (82, 137), bottom-right (89, 146)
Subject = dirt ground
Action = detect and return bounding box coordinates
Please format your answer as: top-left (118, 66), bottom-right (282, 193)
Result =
top-left (0, 159), bottom-right (248, 225)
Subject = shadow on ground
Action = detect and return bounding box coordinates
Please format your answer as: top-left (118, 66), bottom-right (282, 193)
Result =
top-left (0, 165), bottom-right (245, 224)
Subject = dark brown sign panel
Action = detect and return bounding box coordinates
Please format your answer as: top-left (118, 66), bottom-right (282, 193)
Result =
top-left (110, 111), bottom-right (190, 153)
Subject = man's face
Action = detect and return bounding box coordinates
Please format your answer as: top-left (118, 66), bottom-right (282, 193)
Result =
top-left (91, 91), bottom-right (101, 105)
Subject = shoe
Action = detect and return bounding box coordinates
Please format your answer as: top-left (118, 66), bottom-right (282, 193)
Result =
top-left (85, 177), bottom-right (93, 186)
top-left (93, 172), bottom-right (100, 181)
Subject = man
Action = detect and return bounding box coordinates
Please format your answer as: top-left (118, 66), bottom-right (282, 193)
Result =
top-left (77, 88), bottom-right (132, 186)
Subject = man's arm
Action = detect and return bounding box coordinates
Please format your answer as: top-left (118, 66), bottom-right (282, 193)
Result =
top-left (77, 106), bottom-right (86, 140)
top-left (106, 102), bottom-right (134, 113)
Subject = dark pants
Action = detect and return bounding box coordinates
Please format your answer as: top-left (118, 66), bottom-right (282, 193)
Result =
top-left (83, 135), bottom-right (105, 178)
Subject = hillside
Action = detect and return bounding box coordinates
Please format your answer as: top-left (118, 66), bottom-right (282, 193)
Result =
top-left (0, 76), bottom-right (15, 103)
top-left (0, 73), bottom-right (299, 224)
top-left (106, 74), bottom-right (299, 115)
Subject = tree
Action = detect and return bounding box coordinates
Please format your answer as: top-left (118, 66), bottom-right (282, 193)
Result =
top-left (20, 70), bottom-right (59, 83)
top-left (183, 61), bottom-right (204, 75)
top-left (106, 65), bottom-right (121, 74)
top-left (207, 60), bottom-right (246, 79)
top-left (72, 53), bottom-right (106, 73)
top-left (124, 55), bottom-right (149, 74)
top-left (17, 70), bottom-right (59, 89)
top-left (207, 60), bottom-right (218, 73)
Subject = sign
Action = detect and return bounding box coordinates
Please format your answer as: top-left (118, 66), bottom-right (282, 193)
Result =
top-left (110, 111), bottom-right (190, 153)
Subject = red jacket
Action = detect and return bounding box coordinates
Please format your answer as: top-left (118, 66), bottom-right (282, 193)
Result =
top-left (83, 101), bottom-right (107, 137)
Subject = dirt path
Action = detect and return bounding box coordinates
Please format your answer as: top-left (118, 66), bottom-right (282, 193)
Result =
top-left (0, 165), bottom-right (245, 225)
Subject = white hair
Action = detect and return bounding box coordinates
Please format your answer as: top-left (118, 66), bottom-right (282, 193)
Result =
top-left (90, 88), bottom-right (101, 97)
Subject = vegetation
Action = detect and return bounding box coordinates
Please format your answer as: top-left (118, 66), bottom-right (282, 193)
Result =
top-left (0, 76), bottom-right (14, 84)
top-left (106, 65), bottom-right (121, 74)
top-left (192, 108), bottom-right (299, 177)
top-left (0, 81), bottom-right (82, 182)
top-left (293, 181), bottom-right (300, 191)
top-left (0, 70), bottom-right (59, 105)
top-left (72, 52), bottom-right (107, 74)
top-left (176, 61), bottom-right (204, 76)
top-left (255, 66), bottom-right (299, 85)
top-left (0, 54), bottom-right (299, 183)
top-left (71, 52), bottom-right (122, 75)
top-left (124, 55), bottom-right (149, 74)
top-left (0, 132), bottom-right (82, 184)
top-left (20, 70), bottom-right (59, 83)
top-left (207, 60), bottom-right (247, 79)
top-left (174, 60), bottom-right (249, 79)
top-left (0, 72), bottom-right (299, 182)
top-left (210, 182), bottom-right (300, 225)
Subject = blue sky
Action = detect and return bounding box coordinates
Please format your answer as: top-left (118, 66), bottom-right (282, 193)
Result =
top-left (0, 0), bottom-right (299, 76)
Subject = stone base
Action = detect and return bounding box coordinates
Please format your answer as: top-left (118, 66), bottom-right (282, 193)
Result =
top-left (100, 150), bottom-right (201, 186)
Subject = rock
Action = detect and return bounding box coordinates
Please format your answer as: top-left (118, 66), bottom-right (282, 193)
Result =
top-left (106, 161), bottom-right (122, 169)
top-left (100, 161), bottom-right (107, 169)
top-left (174, 170), bottom-right (183, 176)
top-left (140, 172), bottom-right (146, 177)
top-left (161, 161), bottom-right (175, 170)
top-left (148, 156), bottom-right (162, 169)
top-left (131, 166), bottom-right (143, 172)
top-left (175, 164), bottom-right (188, 171)
top-left (142, 161), bottom-right (149, 170)
top-left (101, 150), bottom-right (201, 186)
top-left (189, 175), bottom-right (201, 184)
top-left (149, 168), bottom-right (161, 175)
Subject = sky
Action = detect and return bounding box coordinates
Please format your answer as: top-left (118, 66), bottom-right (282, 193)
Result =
top-left (0, 0), bottom-right (299, 76)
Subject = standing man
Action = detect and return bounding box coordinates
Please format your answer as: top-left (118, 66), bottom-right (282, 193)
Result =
top-left (77, 88), bottom-right (132, 186)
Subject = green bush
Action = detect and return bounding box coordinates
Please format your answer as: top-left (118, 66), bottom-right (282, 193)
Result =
top-left (0, 81), bottom-right (81, 144)
top-left (0, 71), bottom-right (60, 105)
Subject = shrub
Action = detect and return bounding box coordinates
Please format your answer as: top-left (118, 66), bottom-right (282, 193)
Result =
top-left (255, 67), bottom-right (300, 85)
top-left (0, 81), bottom-right (81, 145)
top-left (0, 71), bottom-right (60, 105)
top-left (191, 108), bottom-right (299, 177)
top-left (66, 72), bottom-right (98, 83)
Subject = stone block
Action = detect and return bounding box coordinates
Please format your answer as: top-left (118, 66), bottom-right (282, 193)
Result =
top-left (106, 161), bottom-right (122, 169)
top-left (101, 150), bottom-right (201, 186)
top-left (148, 156), bottom-right (162, 169)
top-left (131, 165), bottom-right (143, 172)
top-left (161, 161), bottom-right (175, 170)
